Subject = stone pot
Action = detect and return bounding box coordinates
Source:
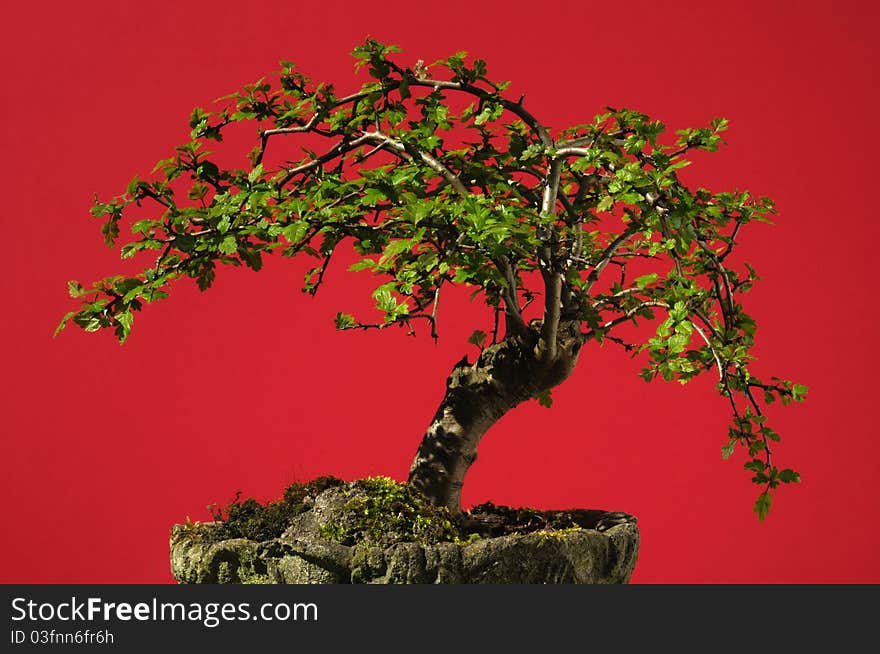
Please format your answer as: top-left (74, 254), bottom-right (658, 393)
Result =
top-left (170, 478), bottom-right (639, 584)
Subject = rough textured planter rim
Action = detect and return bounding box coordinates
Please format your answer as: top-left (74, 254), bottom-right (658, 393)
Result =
top-left (171, 507), bottom-right (639, 584)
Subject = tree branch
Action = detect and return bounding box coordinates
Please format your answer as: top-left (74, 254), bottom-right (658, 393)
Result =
top-left (719, 220), bottom-right (743, 262)
top-left (277, 134), bottom-right (377, 186)
top-left (406, 78), bottom-right (554, 148)
top-left (492, 255), bottom-right (528, 337)
top-left (538, 271), bottom-right (562, 361)
top-left (338, 313), bottom-right (437, 336)
top-left (360, 131), bottom-right (469, 197)
top-left (256, 113), bottom-right (321, 164)
top-left (535, 157), bottom-right (566, 360)
top-left (429, 282), bottom-right (442, 341)
top-left (584, 224), bottom-right (641, 294)
top-left (691, 321), bottom-right (724, 378)
top-left (598, 300), bottom-right (670, 333)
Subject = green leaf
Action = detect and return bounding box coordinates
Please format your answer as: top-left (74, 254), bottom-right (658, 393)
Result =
top-left (467, 329), bottom-right (487, 349)
top-left (74, 314), bottom-right (102, 332)
top-left (710, 117), bottom-right (730, 133)
top-left (67, 280), bottom-right (85, 298)
top-left (669, 301), bottom-right (687, 322)
top-left (348, 258), bottom-right (376, 272)
top-left (373, 287), bottom-right (397, 313)
top-left (122, 284), bottom-right (145, 303)
top-left (282, 222), bottom-right (308, 244)
top-left (334, 312), bottom-right (357, 329)
top-left (596, 196), bottom-right (614, 212)
top-left (362, 188), bottom-right (387, 206)
top-left (760, 426), bottom-right (780, 442)
top-left (188, 182), bottom-right (209, 201)
top-left (624, 135), bottom-right (645, 154)
top-left (378, 238), bottom-right (413, 264)
top-left (195, 261), bottom-right (216, 291)
top-left (656, 318), bottom-right (674, 338)
top-left (667, 333), bottom-right (689, 354)
top-left (115, 310), bottom-right (134, 344)
top-left (126, 175), bottom-right (142, 197)
top-left (189, 107), bottom-right (207, 129)
top-left (634, 273), bottom-right (658, 288)
top-left (535, 389), bottom-right (553, 408)
top-left (754, 491), bottom-right (772, 521)
top-left (247, 163), bottom-right (264, 184)
top-left (131, 219), bottom-right (156, 235)
top-left (474, 103), bottom-right (502, 126)
top-left (239, 248), bottom-right (263, 271)
top-left (218, 236), bottom-right (237, 255)
top-left (743, 459), bottom-right (766, 473)
top-left (778, 469), bottom-right (801, 484)
top-left (101, 218), bottom-right (120, 247)
top-left (721, 438), bottom-right (736, 460)
top-left (90, 201), bottom-right (110, 218)
top-left (54, 311), bottom-right (77, 337)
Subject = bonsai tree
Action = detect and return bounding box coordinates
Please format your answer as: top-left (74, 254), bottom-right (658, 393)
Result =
top-left (58, 40), bottom-right (806, 521)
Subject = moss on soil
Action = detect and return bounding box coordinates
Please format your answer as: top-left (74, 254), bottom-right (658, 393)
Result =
top-left (191, 476), bottom-right (608, 549)
top-left (207, 475), bottom-right (345, 542)
top-left (317, 477), bottom-right (462, 547)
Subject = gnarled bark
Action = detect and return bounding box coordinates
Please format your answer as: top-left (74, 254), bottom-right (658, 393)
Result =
top-left (407, 323), bottom-right (583, 514)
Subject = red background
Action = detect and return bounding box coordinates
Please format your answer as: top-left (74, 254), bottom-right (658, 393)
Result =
top-left (2, 0), bottom-right (877, 583)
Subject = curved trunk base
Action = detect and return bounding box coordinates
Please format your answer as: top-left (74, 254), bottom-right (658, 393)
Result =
top-left (408, 327), bottom-right (582, 513)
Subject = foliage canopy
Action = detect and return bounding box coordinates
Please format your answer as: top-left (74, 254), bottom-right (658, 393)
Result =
top-left (59, 40), bottom-right (806, 519)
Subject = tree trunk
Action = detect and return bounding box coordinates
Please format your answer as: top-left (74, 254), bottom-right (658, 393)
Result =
top-left (407, 324), bottom-right (583, 515)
